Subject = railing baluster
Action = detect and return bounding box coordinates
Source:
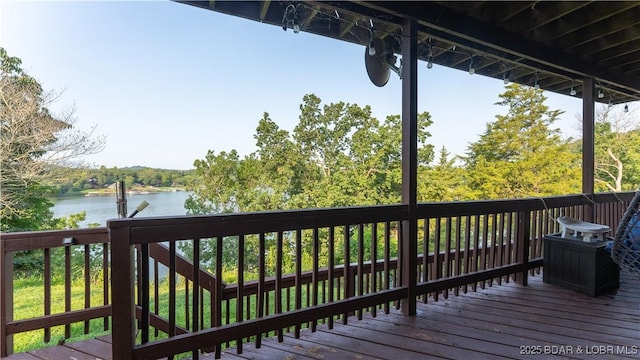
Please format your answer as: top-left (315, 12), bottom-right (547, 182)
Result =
top-left (102, 242), bottom-right (109, 332)
top-left (256, 233), bottom-right (265, 347)
top-left (294, 229), bottom-right (302, 338)
top-left (463, 215), bottom-right (471, 293)
top-left (64, 245), bottom-right (71, 339)
top-left (536, 209), bottom-right (544, 263)
top-left (311, 228), bottom-right (319, 332)
top-left (488, 213), bottom-right (497, 286)
top-left (481, 214), bottom-right (489, 289)
top-left (44, 248), bottom-right (51, 343)
top-left (192, 238), bottom-right (200, 360)
top-left (357, 223), bottom-right (364, 320)
top-left (136, 245), bottom-right (142, 331)
top-left (433, 218), bottom-right (441, 300)
top-left (420, 219), bottom-right (427, 302)
top-left (395, 220), bottom-right (402, 309)
top-left (215, 237), bottom-right (223, 358)
top-left (496, 213), bottom-right (505, 285)
top-left (168, 240), bottom-right (176, 360)
top-left (471, 215), bottom-right (480, 291)
top-left (185, 272), bottom-right (190, 331)
top-left (141, 243), bottom-right (149, 344)
top-left (1, 242), bottom-right (14, 357)
top-left (371, 223), bottom-right (378, 313)
top-left (384, 221), bottom-right (390, 314)
top-left (200, 287), bottom-right (204, 332)
top-left (444, 217), bottom-right (452, 297)
top-left (454, 216), bottom-right (461, 296)
top-left (84, 244), bottom-right (90, 334)
top-left (343, 225), bottom-right (351, 324)
top-left (328, 226), bottom-right (335, 329)
top-left (154, 259), bottom-right (159, 338)
top-left (236, 235), bottom-right (244, 354)
top-left (505, 212), bottom-right (513, 282)
top-left (276, 231), bottom-right (283, 342)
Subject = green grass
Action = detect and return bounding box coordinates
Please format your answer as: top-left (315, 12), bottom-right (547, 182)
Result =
top-left (11, 270), bottom-right (392, 356)
top-left (12, 276), bottom-right (111, 353)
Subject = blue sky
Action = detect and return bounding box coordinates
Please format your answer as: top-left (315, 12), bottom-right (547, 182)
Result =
top-left (1, 1), bottom-right (599, 170)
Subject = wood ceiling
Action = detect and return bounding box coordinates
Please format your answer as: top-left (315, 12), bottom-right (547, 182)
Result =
top-left (179, 1), bottom-right (640, 105)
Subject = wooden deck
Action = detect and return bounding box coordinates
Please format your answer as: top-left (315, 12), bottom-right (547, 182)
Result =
top-left (6, 272), bottom-right (639, 360)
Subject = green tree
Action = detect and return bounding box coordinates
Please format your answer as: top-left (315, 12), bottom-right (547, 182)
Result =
top-left (186, 94), bottom-right (434, 214)
top-left (419, 147), bottom-right (471, 202)
top-left (464, 84), bottom-right (581, 199)
top-left (0, 48), bottom-right (103, 232)
top-left (592, 106), bottom-right (640, 192)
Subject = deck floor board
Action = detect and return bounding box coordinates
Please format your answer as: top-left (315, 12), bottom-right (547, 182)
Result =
top-left (5, 272), bottom-right (638, 360)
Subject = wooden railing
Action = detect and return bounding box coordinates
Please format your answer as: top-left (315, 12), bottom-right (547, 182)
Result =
top-left (0, 229), bottom-right (221, 357)
top-left (0, 228), bottom-right (111, 357)
top-left (1, 192), bottom-right (633, 358)
top-left (109, 193), bottom-right (633, 360)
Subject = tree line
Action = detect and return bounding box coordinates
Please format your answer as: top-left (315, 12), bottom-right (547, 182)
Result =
top-left (49, 166), bottom-right (194, 196)
top-left (184, 88), bottom-right (639, 217)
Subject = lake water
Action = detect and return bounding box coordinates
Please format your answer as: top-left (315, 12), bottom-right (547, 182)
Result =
top-left (52, 191), bottom-right (192, 227)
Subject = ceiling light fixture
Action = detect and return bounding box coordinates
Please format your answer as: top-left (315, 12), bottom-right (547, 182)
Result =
top-left (426, 44), bottom-right (433, 69)
top-left (624, 103), bottom-right (629, 113)
top-left (368, 27), bottom-right (376, 56)
top-left (570, 80), bottom-right (577, 96)
top-left (468, 56), bottom-right (475, 75)
top-left (598, 89), bottom-right (605, 99)
top-left (282, 4), bottom-right (300, 33)
top-left (534, 72), bottom-right (539, 89)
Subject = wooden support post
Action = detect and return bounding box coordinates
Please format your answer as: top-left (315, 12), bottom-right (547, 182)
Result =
top-left (110, 223), bottom-right (136, 360)
top-left (516, 210), bottom-right (531, 286)
top-left (401, 16), bottom-right (418, 316)
top-left (0, 241), bottom-right (13, 357)
top-left (582, 78), bottom-right (595, 222)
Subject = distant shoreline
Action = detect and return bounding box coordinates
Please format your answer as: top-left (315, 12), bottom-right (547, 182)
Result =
top-left (52, 187), bottom-right (186, 198)
top-left (84, 187), bottom-right (185, 197)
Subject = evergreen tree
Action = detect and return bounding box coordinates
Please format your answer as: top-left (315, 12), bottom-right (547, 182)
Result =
top-left (464, 84), bottom-right (581, 199)
top-left (419, 147), bottom-right (470, 202)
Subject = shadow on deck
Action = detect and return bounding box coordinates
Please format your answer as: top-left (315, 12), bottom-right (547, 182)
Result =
top-left (6, 271), bottom-right (638, 360)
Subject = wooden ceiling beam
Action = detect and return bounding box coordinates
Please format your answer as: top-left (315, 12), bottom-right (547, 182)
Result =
top-left (494, 2), bottom-right (539, 25)
top-left (534, 2), bottom-right (639, 42)
top-left (300, 8), bottom-right (318, 29)
top-left (338, 21), bottom-right (355, 38)
top-left (560, 8), bottom-right (640, 51)
top-left (442, 1), bottom-right (535, 25)
top-left (259, 1), bottom-right (270, 22)
top-left (571, 25), bottom-right (640, 58)
top-left (605, 50), bottom-right (640, 69)
top-left (501, 1), bottom-right (592, 35)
